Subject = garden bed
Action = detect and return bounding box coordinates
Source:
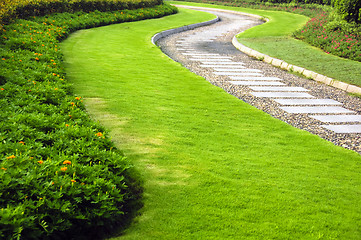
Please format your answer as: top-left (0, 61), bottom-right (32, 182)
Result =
top-left (0, 2), bottom-right (177, 239)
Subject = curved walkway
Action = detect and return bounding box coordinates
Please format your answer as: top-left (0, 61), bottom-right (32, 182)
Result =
top-left (156, 6), bottom-right (361, 153)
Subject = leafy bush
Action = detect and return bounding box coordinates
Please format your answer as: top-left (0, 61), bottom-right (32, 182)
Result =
top-left (294, 11), bottom-right (361, 61)
top-left (0, 3), bottom-right (177, 240)
top-left (0, 0), bottom-right (163, 31)
top-left (332, 0), bottom-right (361, 23)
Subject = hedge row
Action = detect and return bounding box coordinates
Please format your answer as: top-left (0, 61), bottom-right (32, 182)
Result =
top-left (0, 0), bottom-right (163, 30)
top-left (0, 3), bottom-right (177, 240)
top-left (333, 0), bottom-right (361, 23)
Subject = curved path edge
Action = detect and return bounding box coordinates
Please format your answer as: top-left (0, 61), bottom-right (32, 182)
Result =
top-left (154, 4), bottom-right (361, 95)
top-left (151, 9), bottom-right (219, 45)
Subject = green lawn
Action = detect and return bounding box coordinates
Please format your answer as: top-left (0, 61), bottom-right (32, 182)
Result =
top-left (170, 1), bottom-right (361, 86)
top-left (61, 7), bottom-right (361, 239)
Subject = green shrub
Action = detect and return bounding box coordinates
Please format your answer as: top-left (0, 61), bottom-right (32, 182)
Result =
top-left (0, 0), bottom-right (163, 31)
top-left (332, 0), bottom-right (361, 23)
top-left (0, 3), bottom-right (177, 240)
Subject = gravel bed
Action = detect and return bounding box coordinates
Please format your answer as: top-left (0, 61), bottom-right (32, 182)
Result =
top-left (156, 8), bottom-right (361, 154)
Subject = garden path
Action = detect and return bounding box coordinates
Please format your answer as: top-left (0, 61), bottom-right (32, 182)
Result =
top-left (157, 6), bottom-right (361, 153)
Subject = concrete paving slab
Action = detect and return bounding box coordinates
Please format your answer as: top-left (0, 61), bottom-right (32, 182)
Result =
top-left (189, 56), bottom-right (232, 59)
top-left (274, 99), bottom-right (342, 106)
top-left (310, 115), bottom-right (361, 123)
top-left (200, 64), bottom-right (245, 68)
top-left (230, 76), bottom-right (282, 81)
top-left (252, 92), bottom-right (315, 98)
top-left (249, 86), bottom-right (309, 92)
top-left (280, 106), bottom-right (354, 114)
top-left (191, 58), bottom-right (232, 62)
top-left (321, 124), bottom-right (361, 133)
top-left (182, 53), bottom-right (220, 56)
top-left (230, 81), bottom-right (285, 86)
top-left (201, 61), bottom-right (245, 65)
top-left (214, 72), bottom-right (263, 76)
top-left (213, 68), bottom-right (260, 71)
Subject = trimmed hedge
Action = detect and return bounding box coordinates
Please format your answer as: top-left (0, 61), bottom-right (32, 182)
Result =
top-left (0, 0), bottom-right (163, 30)
top-left (332, 0), bottom-right (361, 23)
top-left (0, 3), bottom-right (177, 240)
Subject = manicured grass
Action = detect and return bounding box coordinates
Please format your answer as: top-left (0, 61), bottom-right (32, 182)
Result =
top-left (61, 7), bottom-right (361, 239)
top-left (170, 1), bottom-right (361, 86)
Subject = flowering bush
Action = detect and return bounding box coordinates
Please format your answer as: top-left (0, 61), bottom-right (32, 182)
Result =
top-left (0, 3), bottom-right (177, 240)
top-left (294, 12), bottom-right (361, 61)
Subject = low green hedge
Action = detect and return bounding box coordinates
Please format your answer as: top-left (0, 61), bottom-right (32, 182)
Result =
top-left (0, 0), bottom-right (163, 29)
top-left (0, 3), bottom-right (177, 240)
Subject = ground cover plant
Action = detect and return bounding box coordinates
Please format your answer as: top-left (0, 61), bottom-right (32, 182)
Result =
top-left (60, 7), bottom-right (361, 239)
top-left (171, 1), bottom-right (361, 86)
top-left (0, 2), bottom-right (177, 240)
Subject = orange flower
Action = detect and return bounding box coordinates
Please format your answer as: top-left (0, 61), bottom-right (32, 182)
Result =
top-left (60, 167), bottom-right (67, 172)
top-left (95, 132), bottom-right (103, 137)
top-left (75, 97), bottom-right (81, 100)
top-left (38, 160), bottom-right (43, 164)
top-left (70, 102), bottom-right (75, 106)
top-left (35, 57), bottom-right (39, 61)
top-left (71, 179), bottom-right (76, 183)
top-left (6, 155), bottom-right (15, 159)
top-left (1, 167), bottom-right (6, 171)
top-left (1, 88), bottom-right (4, 91)
top-left (19, 141), bottom-right (25, 145)
top-left (65, 124), bottom-right (69, 127)
top-left (63, 160), bottom-right (71, 165)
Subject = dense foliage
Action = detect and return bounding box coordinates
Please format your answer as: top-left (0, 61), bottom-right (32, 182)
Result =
top-left (0, 3), bottom-right (177, 240)
top-left (294, 11), bottom-right (361, 61)
top-left (332, 0), bottom-right (361, 23)
top-left (0, 0), bottom-right (163, 30)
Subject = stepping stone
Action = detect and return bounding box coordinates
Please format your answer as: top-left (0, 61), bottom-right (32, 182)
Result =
top-left (190, 58), bottom-right (232, 61)
top-left (200, 64), bottom-right (245, 68)
top-left (321, 125), bottom-right (361, 133)
top-left (214, 72), bottom-right (263, 76)
top-left (274, 99), bottom-right (342, 106)
top-left (252, 92), bottom-right (315, 98)
top-left (189, 56), bottom-right (231, 59)
top-left (249, 86), bottom-right (309, 92)
top-left (182, 53), bottom-right (220, 56)
top-left (200, 61), bottom-right (245, 65)
top-left (213, 68), bottom-right (253, 71)
top-left (230, 81), bottom-right (285, 86)
top-left (230, 76), bottom-right (282, 81)
top-left (310, 115), bottom-right (361, 123)
top-left (279, 106), bottom-right (354, 114)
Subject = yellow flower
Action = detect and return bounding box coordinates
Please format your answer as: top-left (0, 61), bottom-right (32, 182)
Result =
top-left (6, 155), bottom-right (15, 159)
top-left (63, 160), bottom-right (71, 165)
